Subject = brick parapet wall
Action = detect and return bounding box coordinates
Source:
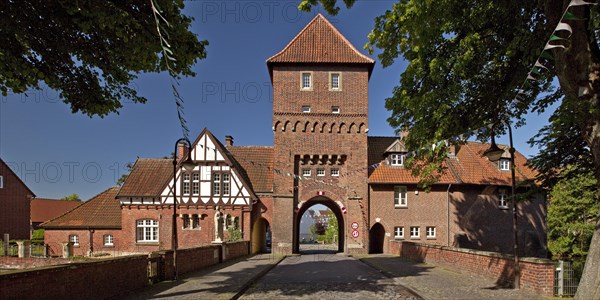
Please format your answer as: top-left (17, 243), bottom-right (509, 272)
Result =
top-left (1, 241), bottom-right (251, 298)
top-left (391, 241), bottom-right (554, 296)
top-left (0, 255), bottom-right (148, 299)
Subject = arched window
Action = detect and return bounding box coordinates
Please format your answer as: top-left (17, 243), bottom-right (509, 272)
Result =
top-left (136, 219), bottom-right (159, 242)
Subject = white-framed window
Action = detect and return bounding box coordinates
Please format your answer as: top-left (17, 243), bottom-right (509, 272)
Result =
top-left (302, 169), bottom-right (311, 177)
top-left (330, 73), bottom-right (341, 90)
top-left (331, 106), bottom-right (340, 114)
top-left (302, 105), bottom-right (311, 113)
top-left (182, 173), bottom-right (190, 195)
top-left (192, 173), bottom-right (200, 195)
top-left (301, 72), bottom-right (312, 90)
top-left (390, 153), bottom-right (405, 166)
top-left (410, 226), bottom-right (420, 239)
top-left (104, 234), bottom-right (114, 246)
top-left (222, 173), bottom-right (230, 195)
top-left (69, 234), bottom-right (79, 246)
top-left (212, 172), bottom-right (230, 196)
top-left (499, 159), bottom-right (510, 171)
top-left (394, 226), bottom-right (404, 239)
top-left (0, 175), bottom-right (3, 189)
top-left (426, 227), bottom-right (436, 239)
top-left (331, 169), bottom-right (339, 177)
top-left (498, 189), bottom-right (509, 209)
top-left (136, 219), bottom-right (159, 242)
top-left (394, 186), bottom-right (408, 207)
top-left (316, 169), bottom-right (325, 177)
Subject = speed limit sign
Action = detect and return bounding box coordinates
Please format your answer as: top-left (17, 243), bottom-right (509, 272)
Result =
top-left (351, 230), bottom-right (359, 238)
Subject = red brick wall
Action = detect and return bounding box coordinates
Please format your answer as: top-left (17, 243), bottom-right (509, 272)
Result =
top-left (393, 241), bottom-right (554, 296)
top-left (225, 240), bottom-right (250, 259)
top-left (0, 160), bottom-right (33, 240)
top-left (271, 63), bottom-right (370, 254)
top-left (370, 184), bottom-right (547, 257)
top-left (176, 245), bottom-right (221, 275)
top-left (0, 255), bottom-right (148, 299)
top-left (44, 229), bottom-right (119, 257)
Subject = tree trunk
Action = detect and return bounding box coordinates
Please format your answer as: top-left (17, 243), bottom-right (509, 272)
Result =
top-left (546, 2), bottom-right (600, 299)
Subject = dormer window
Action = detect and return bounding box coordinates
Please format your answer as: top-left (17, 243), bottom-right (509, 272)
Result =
top-left (390, 153), bottom-right (405, 166)
top-left (499, 159), bottom-right (510, 171)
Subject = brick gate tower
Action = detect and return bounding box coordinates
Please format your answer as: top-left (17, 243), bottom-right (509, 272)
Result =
top-left (266, 14), bottom-right (374, 254)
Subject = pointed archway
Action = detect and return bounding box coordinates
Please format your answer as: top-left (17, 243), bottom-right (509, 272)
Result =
top-left (294, 196), bottom-right (345, 253)
top-left (369, 223), bottom-right (385, 254)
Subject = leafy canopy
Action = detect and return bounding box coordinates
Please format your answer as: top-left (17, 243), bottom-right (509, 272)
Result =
top-left (0, 1), bottom-right (208, 117)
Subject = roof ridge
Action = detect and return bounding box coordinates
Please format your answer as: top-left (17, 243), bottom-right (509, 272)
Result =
top-left (266, 13), bottom-right (374, 64)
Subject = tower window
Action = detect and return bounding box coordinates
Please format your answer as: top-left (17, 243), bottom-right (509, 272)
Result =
top-left (329, 72), bottom-right (341, 90)
top-left (316, 169), bottom-right (325, 176)
top-left (331, 106), bottom-right (340, 114)
top-left (301, 72), bottom-right (312, 90)
top-left (302, 169), bottom-right (311, 177)
top-left (302, 105), bottom-right (311, 113)
top-left (331, 169), bottom-right (339, 177)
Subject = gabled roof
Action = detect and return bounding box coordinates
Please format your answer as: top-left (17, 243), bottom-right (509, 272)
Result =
top-left (41, 187), bottom-right (121, 229)
top-left (227, 146), bottom-right (274, 193)
top-left (267, 14), bottom-right (375, 76)
top-left (367, 137), bottom-right (537, 186)
top-left (30, 199), bottom-right (81, 223)
top-left (190, 128), bottom-right (259, 200)
top-left (0, 158), bottom-right (35, 197)
top-left (117, 158), bottom-right (172, 197)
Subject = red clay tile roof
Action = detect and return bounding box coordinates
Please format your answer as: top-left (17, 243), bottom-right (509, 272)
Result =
top-left (449, 142), bottom-right (536, 185)
top-left (117, 158), bottom-right (172, 197)
top-left (30, 199), bottom-right (81, 223)
top-left (267, 14), bottom-right (374, 68)
top-left (40, 187), bottom-right (121, 229)
top-left (367, 137), bottom-right (536, 186)
top-left (227, 146), bottom-right (274, 193)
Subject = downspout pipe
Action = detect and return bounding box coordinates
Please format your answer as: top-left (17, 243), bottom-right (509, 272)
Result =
top-left (447, 184), bottom-right (452, 246)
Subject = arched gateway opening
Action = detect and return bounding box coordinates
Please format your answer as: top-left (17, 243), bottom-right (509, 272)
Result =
top-left (294, 196), bottom-right (345, 253)
top-left (369, 223), bottom-right (385, 254)
top-left (251, 217), bottom-right (271, 254)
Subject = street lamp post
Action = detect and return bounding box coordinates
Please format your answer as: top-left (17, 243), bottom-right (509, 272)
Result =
top-left (483, 123), bottom-right (520, 289)
top-left (172, 138), bottom-right (197, 281)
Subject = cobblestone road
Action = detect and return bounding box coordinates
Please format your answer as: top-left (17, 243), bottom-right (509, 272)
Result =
top-left (240, 250), bottom-right (420, 299)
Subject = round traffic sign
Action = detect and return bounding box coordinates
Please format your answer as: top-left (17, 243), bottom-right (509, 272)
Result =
top-left (351, 230), bottom-right (359, 238)
top-left (351, 222), bottom-right (359, 230)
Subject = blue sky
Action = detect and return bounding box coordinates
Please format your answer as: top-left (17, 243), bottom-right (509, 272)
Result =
top-left (0, 1), bottom-right (556, 200)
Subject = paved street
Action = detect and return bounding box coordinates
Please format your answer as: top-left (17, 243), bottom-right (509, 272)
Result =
top-left (240, 250), bottom-right (420, 299)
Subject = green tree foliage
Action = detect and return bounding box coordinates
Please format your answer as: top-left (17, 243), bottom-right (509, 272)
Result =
top-left (116, 162), bottom-right (134, 186)
top-left (0, 1), bottom-right (208, 117)
top-left (548, 167), bottom-right (600, 259)
top-left (323, 215), bottom-right (338, 244)
top-left (300, 1), bottom-right (600, 297)
top-left (61, 193), bottom-right (81, 201)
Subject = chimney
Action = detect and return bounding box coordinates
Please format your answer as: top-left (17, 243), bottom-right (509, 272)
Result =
top-left (177, 143), bottom-right (186, 160)
top-left (448, 144), bottom-right (460, 157)
top-left (225, 135), bottom-right (234, 147)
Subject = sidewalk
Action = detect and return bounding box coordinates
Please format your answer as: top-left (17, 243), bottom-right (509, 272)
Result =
top-left (124, 253), bottom-right (284, 300)
top-left (359, 255), bottom-right (546, 300)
